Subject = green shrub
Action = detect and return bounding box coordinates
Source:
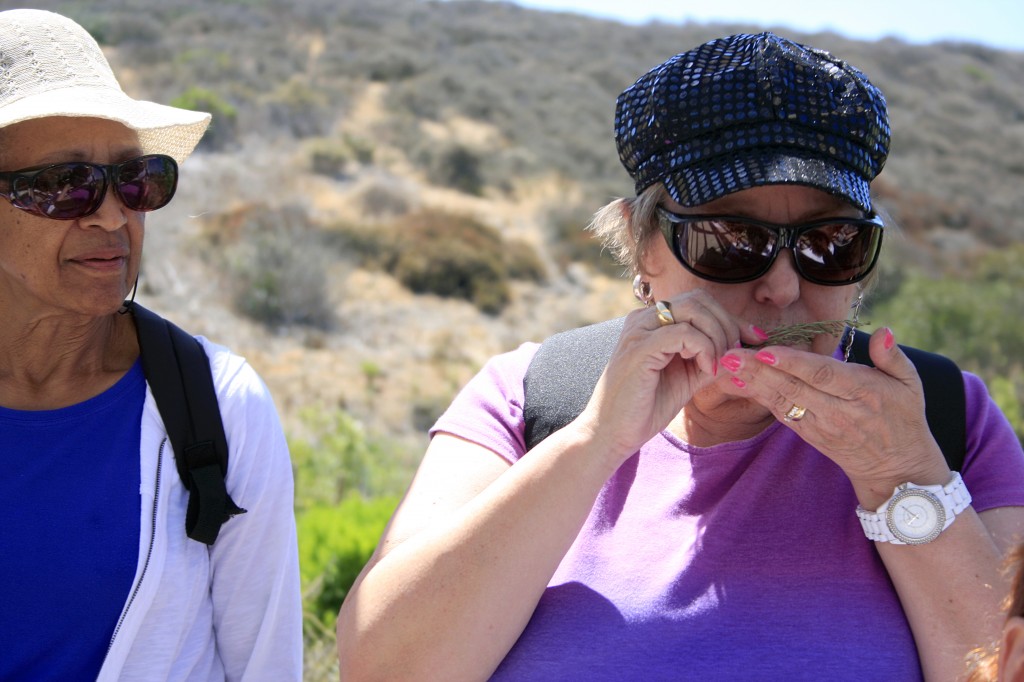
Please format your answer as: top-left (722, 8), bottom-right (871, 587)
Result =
top-left (504, 238), bottom-right (548, 283)
top-left (868, 247), bottom-right (1024, 440)
top-left (265, 79), bottom-right (332, 137)
top-left (389, 210), bottom-right (510, 314)
top-left (306, 138), bottom-right (354, 179)
top-left (321, 220), bottom-right (394, 268)
top-left (364, 45), bottom-right (422, 81)
top-left (297, 496), bottom-right (399, 629)
top-left (411, 393), bottom-right (452, 432)
top-left (342, 134), bottom-right (376, 166)
top-left (305, 135), bottom-right (376, 178)
top-left (289, 406), bottom-right (418, 508)
top-left (349, 176), bottom-right (413, 220)
top-left (171, 86), bottom-right (238, 151)
top-left (326, 210), bottom-right (539, 313)
top-left (869, 250), bottom-right (1024, 377)
top-left (419, 144), bottom-right (485, 196)
top-left (990, 375), bottom-right (1024, 441)
top-left (213, 205), bottom-right (332, 329)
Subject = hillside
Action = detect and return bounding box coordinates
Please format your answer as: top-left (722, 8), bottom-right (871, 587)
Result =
top-left (4, 0), bottom-right (1023, 450)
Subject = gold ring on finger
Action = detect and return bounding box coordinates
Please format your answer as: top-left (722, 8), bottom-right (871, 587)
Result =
top-left (783, 404), bottom-right (808, 422)
top-left (655, 300), bottom-right (675, 327)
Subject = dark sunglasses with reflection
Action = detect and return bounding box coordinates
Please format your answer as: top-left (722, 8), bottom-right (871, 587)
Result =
top-left (656, 207), bottom-right (885, 286)
top-left (0, 154), bottom-right (178, 220)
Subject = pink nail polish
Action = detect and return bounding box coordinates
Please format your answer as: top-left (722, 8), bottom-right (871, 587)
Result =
top-left (752, 325), bottom-right (770, 341)
top-left (720, 355), bottom-right (742, 372)
top-left (755, 350), bottom-right (776, 365)
top-left (731, 377), bottom-right (746, 388)
top-left (884, 328), bottom-right (895, 350)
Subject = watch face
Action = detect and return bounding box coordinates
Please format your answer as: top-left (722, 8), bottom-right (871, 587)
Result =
top-left (886, 489), bottom-right (946, 545)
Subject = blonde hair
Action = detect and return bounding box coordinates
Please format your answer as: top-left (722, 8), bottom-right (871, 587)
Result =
top-left (965, 544), bottom-right (1024, 681)
top-left (586, 184), bottom-right (666, 277)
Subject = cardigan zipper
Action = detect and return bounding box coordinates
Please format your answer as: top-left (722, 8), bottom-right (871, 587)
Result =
top-left (104, 437), bottom-right (165, 657)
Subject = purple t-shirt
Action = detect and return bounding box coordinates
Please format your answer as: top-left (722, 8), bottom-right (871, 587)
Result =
top-left (431, 341), bottom-right (1024, 680)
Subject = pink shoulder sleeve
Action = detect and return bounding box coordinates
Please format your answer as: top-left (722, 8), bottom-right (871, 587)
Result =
top-left (429, 342), bottom-right (540, 464)
top-left (961, 371), bottom-right (1024, 511)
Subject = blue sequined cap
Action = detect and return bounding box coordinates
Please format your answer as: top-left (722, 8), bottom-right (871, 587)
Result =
top-left (615, 33), bottom-right (890, 212)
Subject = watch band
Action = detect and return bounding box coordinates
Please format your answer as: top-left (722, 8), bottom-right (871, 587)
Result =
top-left (856, 472), bottom-right (972, 545)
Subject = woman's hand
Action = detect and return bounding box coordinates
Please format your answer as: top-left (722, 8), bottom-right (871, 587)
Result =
top-left (573, 289), bottom-right (764, 468)
top-left (716, 326), bottom-right (951, 508)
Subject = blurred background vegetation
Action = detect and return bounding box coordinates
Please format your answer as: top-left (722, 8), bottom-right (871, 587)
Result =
top-left (5, 0), bottom-right (1023, 677)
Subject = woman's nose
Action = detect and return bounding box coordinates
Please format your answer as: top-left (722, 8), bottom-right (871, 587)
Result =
top-left (752, 249), bottom-right (802, 307)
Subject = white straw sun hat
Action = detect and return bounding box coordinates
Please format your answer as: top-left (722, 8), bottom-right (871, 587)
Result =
top-left (0, 8), bottom-right (210, 163)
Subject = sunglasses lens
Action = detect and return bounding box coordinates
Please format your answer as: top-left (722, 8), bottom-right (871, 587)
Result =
top-left (679, 218), bottom-right (778, 282)
top-left (32, 164), bottom-right (105, 219)
top-left (115, 155), bottom-right (177, 212)
top-left (795, 222), bottom-right (882, 284)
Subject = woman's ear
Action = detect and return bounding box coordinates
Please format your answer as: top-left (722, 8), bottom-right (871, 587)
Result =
top-left (998, 617), bottom-right (1024, 681)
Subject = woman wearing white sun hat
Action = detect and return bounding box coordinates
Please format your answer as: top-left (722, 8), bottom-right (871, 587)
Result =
top-left (0, 9), bottom-right (301, 681)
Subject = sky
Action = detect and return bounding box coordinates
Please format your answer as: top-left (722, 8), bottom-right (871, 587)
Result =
top-left (491, 0), bottom-right (1024, 51)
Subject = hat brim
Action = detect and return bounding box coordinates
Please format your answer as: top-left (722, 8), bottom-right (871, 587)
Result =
top-left (659, 149), bottom-right (874, 214)
top-left (0, 85), bottom-right (210, 164)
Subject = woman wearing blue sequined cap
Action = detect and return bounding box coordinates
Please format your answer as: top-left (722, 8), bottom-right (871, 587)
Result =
top-left (337, 33), bottom-right (1024, 680)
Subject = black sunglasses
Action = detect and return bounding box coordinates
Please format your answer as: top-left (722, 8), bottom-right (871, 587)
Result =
top-left (656, 207), bottom-right (884, 286)
top-left (0, 154), bottom-right (178, 220)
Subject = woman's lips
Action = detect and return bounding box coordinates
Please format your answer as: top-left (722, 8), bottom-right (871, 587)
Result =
top-left (68, 249), bottom-right (128, 270)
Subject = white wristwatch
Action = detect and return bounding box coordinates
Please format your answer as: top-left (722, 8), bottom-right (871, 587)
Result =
top-left (856, 472), bottom-right (972, 545)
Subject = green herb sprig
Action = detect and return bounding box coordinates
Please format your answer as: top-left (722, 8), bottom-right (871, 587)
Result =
top-left (742, 318), bottom-right (865, 349)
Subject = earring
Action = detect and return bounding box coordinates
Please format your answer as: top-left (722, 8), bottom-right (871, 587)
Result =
top-left (632, 274), bottom-right (653, 307)
top-left (850, 291), bottom-right (864, 323)
top-left (842, 291), bottom-right (865, 362)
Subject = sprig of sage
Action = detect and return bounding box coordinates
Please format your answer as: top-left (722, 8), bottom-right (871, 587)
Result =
top-left (742, 318), bottom-right (864, 349)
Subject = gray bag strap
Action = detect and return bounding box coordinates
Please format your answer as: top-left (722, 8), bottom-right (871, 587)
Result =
top-left (523, 317), bottom-right (625, 450)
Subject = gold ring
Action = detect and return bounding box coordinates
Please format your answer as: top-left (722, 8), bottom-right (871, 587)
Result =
top-left (655, 300), bottom-right (675, 327)
top-left (783, 404), bottom-right (808, 422)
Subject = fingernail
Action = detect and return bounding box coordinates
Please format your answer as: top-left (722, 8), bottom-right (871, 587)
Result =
top-left (751, 325), bottom-right (770, 341)
top-left (734, 340), bottom-right (743, 349)
top-left (731, 377), bottom-right (747, 388)
top-left (754, 350), bottom-right (776, 366)
top-left (884, 328), bottom-right (895, 350)
top-left (720, 355), bottom-right (742, 372)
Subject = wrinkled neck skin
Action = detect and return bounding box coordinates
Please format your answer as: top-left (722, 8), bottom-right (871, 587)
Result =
top-left (670, 383), bottom-right (777, 448)
top-left (670, 330), bottom-right (845, 447)
top-left (0, 307), bottom-right (139, 410)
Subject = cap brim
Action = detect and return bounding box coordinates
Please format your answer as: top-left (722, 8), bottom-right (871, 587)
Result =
top-left (660, 149), bottom-right (874, 213)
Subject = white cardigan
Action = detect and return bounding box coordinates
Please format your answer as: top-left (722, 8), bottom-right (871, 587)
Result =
top-left (97, 338), bottom-right (302, 681)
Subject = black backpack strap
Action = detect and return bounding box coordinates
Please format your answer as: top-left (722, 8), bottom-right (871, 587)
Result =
top-left (847, 329), bottom-right (966, 472)
top-left (523, 316), bottom-right (625, 451)
top-left (523, 322), bottom-right (967, 472)
top-left (128, 301), bottom-right (245, 545)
